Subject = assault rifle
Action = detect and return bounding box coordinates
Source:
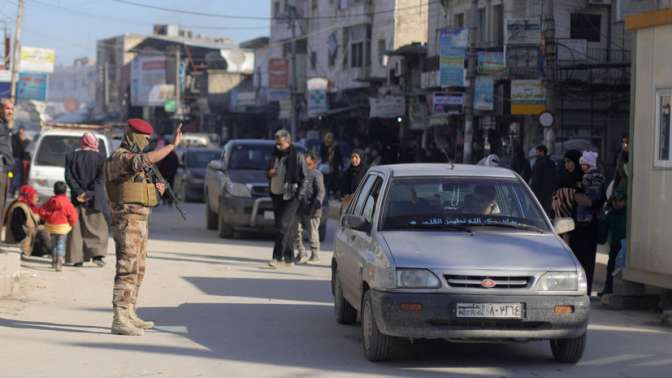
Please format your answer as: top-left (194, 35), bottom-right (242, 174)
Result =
top-left (130, 144), bottom-right (187, 221)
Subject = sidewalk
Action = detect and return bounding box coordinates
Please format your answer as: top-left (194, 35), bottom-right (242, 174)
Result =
top-left (0, 245), bottom-right (21, 297)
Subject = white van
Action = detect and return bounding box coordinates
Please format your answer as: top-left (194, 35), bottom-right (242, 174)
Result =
top-left (28, 129), bottom-right (111, 199)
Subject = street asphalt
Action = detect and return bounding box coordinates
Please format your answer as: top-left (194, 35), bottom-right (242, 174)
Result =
top-left (0, 203), bottom-right (670, 378)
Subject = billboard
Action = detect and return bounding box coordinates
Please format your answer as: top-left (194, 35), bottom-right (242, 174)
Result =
top-left (307, 78), bottom-right (328, 117)
top-left (474, 77), bottom-right (495, 111)
top-left (131, 56), bottom-right (167, 107)
top-left (511, 80), bottom-right (546, 115)
top-left (268, 58), bottom-right (289, 89)
top-left (438, 28), bottom-right (468, 87)
top-left (20, 47), bottom-right (56, 73)
top-left (369, 96), bottom-right (405, 119)
top-left (477, 52), bottom-right (505, 74)
top-left (505, 18), bottom-right (542, 45)
top-left (432, 92), bottom-right (463, 116)
top-left (17, 72), bottom-right (49, 101)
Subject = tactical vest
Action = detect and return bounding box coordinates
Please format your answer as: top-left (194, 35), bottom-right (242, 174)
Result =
top-left (106, 150), bottom-right (159, 207)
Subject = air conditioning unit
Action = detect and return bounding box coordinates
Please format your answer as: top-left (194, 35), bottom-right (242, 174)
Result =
top-left (588, 0), bottom-right (612, 5)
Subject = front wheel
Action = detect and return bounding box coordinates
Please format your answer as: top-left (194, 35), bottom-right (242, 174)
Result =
top-left (362, 290), bottom-right (393, 362)
top-left (550, 333), bottom-right (586, 363)
top-left (218, 201), bottom-right (235, 238)
top-left (205, 193), bottom-right (218, 230)
top-left (333, 270), bottom-right (357, 325)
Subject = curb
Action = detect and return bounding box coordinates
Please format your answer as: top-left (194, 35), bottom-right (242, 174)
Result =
top-left (0, 245), bottom-right (22, 298)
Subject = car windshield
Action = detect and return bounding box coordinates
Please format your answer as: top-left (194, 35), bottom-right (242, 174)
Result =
top-left (35, 135), bottom-right (108, 167)
top-left (185, 150), bottom-right (220, 168)
top-left (229, 145), bottom-right (275, 170)
top-left (381, 177), bottom-right (550, 232)
top-left (228, 144), bottom-right (305, 170)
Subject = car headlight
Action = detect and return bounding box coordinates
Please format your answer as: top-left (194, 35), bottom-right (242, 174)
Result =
top-left (226, 182), bottom-right (252, 198)
top-left (537, 272), bottom-right (579, 292)
top-left (396, 269), bottom-right (441, 289)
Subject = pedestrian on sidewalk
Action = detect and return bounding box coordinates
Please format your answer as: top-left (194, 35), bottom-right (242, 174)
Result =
top-left (0, 99), bottom-right (15, 226)
top-left (569, 151), bottom-right (606, 295)
top-left (295, 151), bottom-right (325, 265)
top-left (268, 129), bottom-right (308, 269)
top-left (106, 119), bottom-right (182, 336)
top-left (340, 149), bottom-right (367, 213)
top-left (9, 126), bottom-right (30, 196)
top-left (3, 185), bottom-right (50, 257)
top-left (320, 132), bottom-right (342, 196)
top-left (600, 188), bottom-right (627, 296)
top-left (530, 145), bottom-right (557, 217)
top-left (39, 182), bottom-right (78, 272)
top-left (64, 132), bottom-right (109, 267)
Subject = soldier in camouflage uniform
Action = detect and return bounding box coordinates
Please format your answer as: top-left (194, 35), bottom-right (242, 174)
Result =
top-left (106, 118), bottom-right (182, 336)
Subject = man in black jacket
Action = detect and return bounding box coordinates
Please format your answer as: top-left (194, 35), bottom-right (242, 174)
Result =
top-left (0, 99), bottom-right (15, 226)
top-left (530, 145), bottom-right (557, 217)
top-left (64, 133), bottom-right (109, 267)
top-left (267, 129), bottom-right (308, 268)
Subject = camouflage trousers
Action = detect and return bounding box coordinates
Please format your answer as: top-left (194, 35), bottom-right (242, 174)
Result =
top-left (111, 212), bottom-right (149, 309)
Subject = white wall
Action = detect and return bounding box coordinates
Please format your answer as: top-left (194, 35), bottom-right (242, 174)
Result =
top-left (625, 23), bottom-right (672, 289)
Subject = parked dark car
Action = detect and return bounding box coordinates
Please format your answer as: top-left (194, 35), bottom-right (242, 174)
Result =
top-left (205, 139), bottom-right (328, 240)
top-left (175, 148), bottom-right (222, 202)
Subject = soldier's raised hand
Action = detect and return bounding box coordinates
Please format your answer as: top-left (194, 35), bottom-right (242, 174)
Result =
top-left (156, 182), bottom-right (166, 195)
top-left (172, 124), bottom-right (183, 147)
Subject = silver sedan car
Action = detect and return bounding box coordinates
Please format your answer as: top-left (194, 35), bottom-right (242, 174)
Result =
top-left (331, 164), bottom-right (589, 363)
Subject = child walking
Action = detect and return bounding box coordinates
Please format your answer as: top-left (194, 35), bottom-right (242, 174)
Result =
top-left (40, 181), bottom-right (78, 271)
top-left (576, 151), bottom-right (605, 223)
top-left (295, 151), bottom-right (325, 265)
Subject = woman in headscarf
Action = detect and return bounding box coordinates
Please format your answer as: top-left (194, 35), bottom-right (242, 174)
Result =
top-left (3, 185), bottom-right (50, 256)
top-left (64, 132), bottom-right (109, 267)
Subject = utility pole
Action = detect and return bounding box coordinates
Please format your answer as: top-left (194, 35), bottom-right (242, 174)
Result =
top-left (462, 0), bottom-right (478, 163)
top-left (2, 22), bottom-right (9, 69)
top-left (288, 6), bottom-right (299, 139)
top-left (175, 46), bottom-right (182, 121)
top-left (543, 0), bottom-right (556, 153)
top-left (9, 0), bottom-right (25, 122)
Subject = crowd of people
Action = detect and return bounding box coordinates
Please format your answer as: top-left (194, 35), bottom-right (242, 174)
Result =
top-left (521, 136), bottom-right (630, 296)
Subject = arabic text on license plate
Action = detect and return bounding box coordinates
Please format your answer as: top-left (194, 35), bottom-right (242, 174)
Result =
top-left (456, 303), bottom-right (522, 319)
top-left (264, 211), bottom-right (275, 220)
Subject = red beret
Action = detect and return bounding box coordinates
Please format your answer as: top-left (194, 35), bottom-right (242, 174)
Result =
top-left (127, 118), bottom-right (154, 135)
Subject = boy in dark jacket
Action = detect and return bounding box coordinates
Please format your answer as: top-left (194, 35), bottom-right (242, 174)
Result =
top-left (296, 151), bottom-right (325, 264)
top-left (40, 181), bottom-right (78, 271)
top-left (601, 189), bottom-right (627, 296)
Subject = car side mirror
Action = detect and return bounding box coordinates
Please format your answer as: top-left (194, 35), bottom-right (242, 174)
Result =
top-left (554, 217), bottom-right (575, 235)
top-left (343, 214), bottom-right (371, 233)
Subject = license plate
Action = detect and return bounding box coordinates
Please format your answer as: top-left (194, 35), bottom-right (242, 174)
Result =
top-left (263, 211), bottom-right (275, 220)
top-left (456, 303), bottom-right (523, 319)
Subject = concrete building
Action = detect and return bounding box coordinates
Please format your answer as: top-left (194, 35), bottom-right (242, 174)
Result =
top-left (623, 6), bottom-right (672, 290)
top-left (420, 0), bottom-right (644, 164)
top-left (95, 34), bottom-right (144, 120)
top-left (268, 0), bottom-right (429, 148)
top-left (47, 58), bottom-right (96, 109)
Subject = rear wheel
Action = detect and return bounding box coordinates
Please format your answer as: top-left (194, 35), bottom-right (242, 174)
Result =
top-left (333, 269), bottom-right (357, 325)
top-left (218, 200), bottom-right (235, 238)
top-left (550, 333), bottom-right (587, 363)
top-left (205, 193), bottom-right (217, 230)
top-left (362, 290), bottom-right (393, 362)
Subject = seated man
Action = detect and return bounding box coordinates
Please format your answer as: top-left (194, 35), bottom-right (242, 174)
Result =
top-left (4, 185), bottom-right (51, 256)
top-left (463, 186), bottom-right (499, 215)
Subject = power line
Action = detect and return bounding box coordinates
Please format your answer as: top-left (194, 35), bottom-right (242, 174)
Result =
top-left (110, 0), bottom-right (437, 21)
top-left (28, 0), bottom-right (269, 31)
